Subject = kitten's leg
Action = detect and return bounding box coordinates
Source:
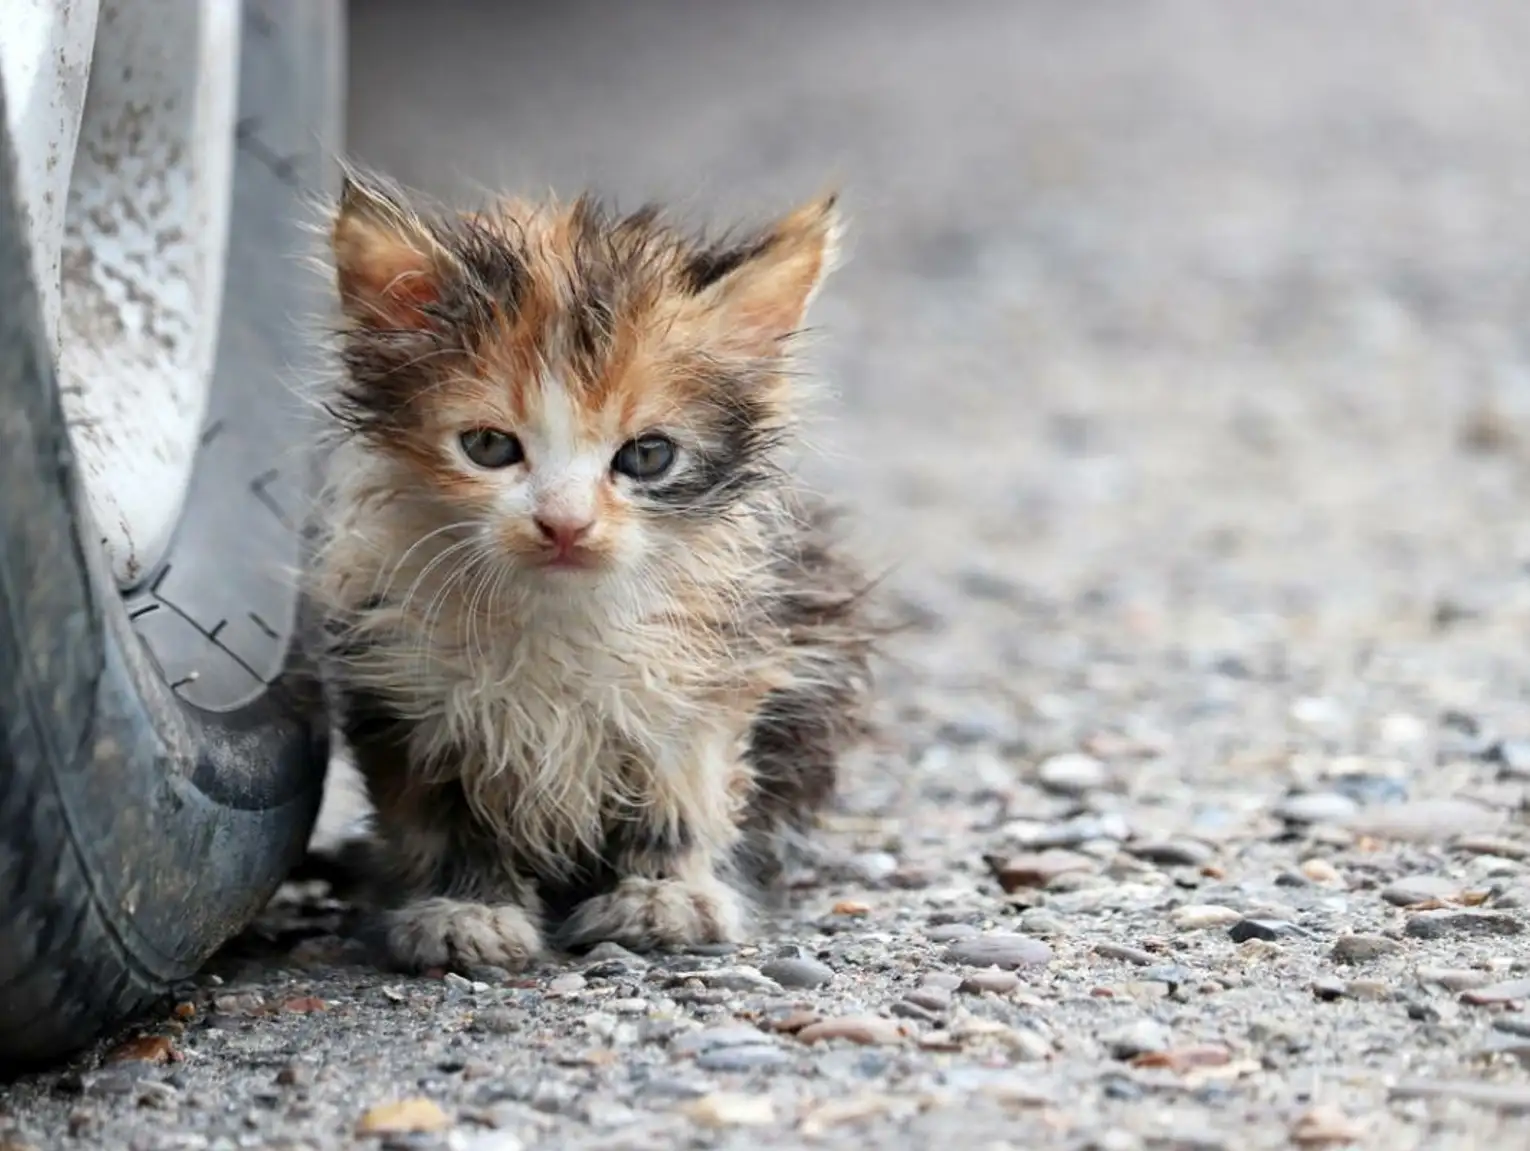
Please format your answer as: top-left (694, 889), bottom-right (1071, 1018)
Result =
top-left (384, 895), bottom-right (542, 970)
top-left (560, 736), bottom-right (749, 951)
top-left (336, 684), bottom-right (545, 971)
top-left (559, 847), bottom-right (746, 952)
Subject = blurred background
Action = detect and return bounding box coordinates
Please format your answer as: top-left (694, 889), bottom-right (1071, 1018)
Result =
top-left (330, 0), bottom-right (1530, 814)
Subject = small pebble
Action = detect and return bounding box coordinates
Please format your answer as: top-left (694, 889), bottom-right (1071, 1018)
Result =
top-left (1328, 772), bottom-right (1409, 807)
top-left (1291, 1104), bottom-right (1365, 1146)
top-left (847, 851), bottom-right (900, 884)
top-left (921, 971), bottom-right (963, 991)
top-left (1331, 934), bottom-right (1400, 964)
top-left (547, 974), bottom-right (587, 995)
top-left (989, 849), bottom-right (1096, 891)
top-left (1416, 967), bottom-right (1492, 991)
top-left (1096, 942), bottom-right (1156, 966)
top-left (797, 1016), bottom-right (906, 1046)
top-left (1171, 904), bottom-right (1241, 930)
top-left (695, 1045), bottom-right (791, 1071)
top-left (1405, 910), bottom-right (1524, 939)
top-left (958, 968), bottom-right (1021, 995)
top-left (672, 1026), bottom-right (772, 1055)
top-left (1493, 1015), bottom-right (1530, 1037)
top-left (1350, 800), bottom-right (1504, 842)
top-left (355, 1098), bottom-right (450, 1135)
top-left (1128, 839), bottom-right (1214, 867)
top-left (1276, 792), bottom-right (1359, 825)
top-left (1036, 752), bottom-right (1109, 795)
top-left (945, 933), bottom-right (1053, 969)
top-left (683, 1093), bottom-right (775, 1128)
top-left (1228, 919), bottom-right (1304, 943)
top-left (1300, 858), bottom-right (1342, 884)
top-left (903, 987), bottom-right (952, 1012)
top-left (1382, 875), bottom-right (1461, 906)
top-left (925, 923), bottom-right (980, 942)
top-left (692, 966), bottom-right (783, 993)
top-left (891, 999), bottom-right (944, 1023)
top-left (1017, 909), bottom-right (1068, 936)
top-left (471, 1008), bottom-right (524, 1035)
top-left (1344, 979), bottom-right (1391, 1000)
top-left (1461, 978), bottom-right (1530, 1006)
top-left (1457, 836), bottom-right (1530, 861)
top-left (757, 957), bottom-right (834, 989)
top-left (1103, 1019), bottom-right (1171, 1059)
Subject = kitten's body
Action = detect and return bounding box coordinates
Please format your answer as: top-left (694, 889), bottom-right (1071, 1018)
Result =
top-left (314, 173), bottom-right (871, 969)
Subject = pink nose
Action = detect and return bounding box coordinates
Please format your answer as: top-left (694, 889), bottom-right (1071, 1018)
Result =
top-left (534, 516), bottom-right (593, 552)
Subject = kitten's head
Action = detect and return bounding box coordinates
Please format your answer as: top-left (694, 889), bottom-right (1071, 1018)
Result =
top-left (328, 172), bottom-right (840, 578)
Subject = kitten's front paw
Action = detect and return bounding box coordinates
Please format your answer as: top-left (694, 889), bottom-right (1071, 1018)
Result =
top-left (561, 876), bottom-right (745, 952)
top-left (384, 897), bottom-right (543, 971)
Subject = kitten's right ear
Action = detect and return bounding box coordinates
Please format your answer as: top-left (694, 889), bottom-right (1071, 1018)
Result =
top-left (331, 174), bottom-right (449, 330)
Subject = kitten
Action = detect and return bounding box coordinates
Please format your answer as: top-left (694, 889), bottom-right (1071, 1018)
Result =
top-left (312, 171), bottom-right (874, 971)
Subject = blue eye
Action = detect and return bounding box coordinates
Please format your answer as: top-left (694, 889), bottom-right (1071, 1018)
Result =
top-left (460, 428), bottom-right (524, 469)
top-left (612, 435), bottom-right (676, 480)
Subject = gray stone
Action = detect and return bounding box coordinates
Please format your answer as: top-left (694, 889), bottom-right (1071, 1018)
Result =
top-left (471, 1007), bottom-right (525, 1034)
top-left (690, 966), bottom-right (783, 992)
top-left (1404, 910), bottom-right (1524, 939)
top-left (671, 1025), bottom-right (772, 1055)
top-left (959, 968), bottom-right (1022, 995)
top-left (945, 933), bottom-right (1053, 970)
top-left (1328, 772), bottom-right (1409, 806)
top-left (1095, 942), bottom-right (1157, 966)
top-left (1461, 978), bottom-right (1530, 1005)
top-left (1494, 1015), bottom-right (1530, 1038)
top-left (925, 923), bottom-right (980, 942)
top-left (903, 987), bottom-right (952, 1012)
top-left (1382, 875), bottom-right (1462, 906)
top-left (695, 1045), bottom-right (792, 1071)
top-left (1275, 793), bottom-right (1360, 825)
top-left (758, 957), bottom-right (834, 989)
top-left (1349, 800), bottom-right (1504, 842)
top-left (891, 999), bottom-right (945, 1023)
top-left (1416, 967), bottom-right (1493, 991)
top-left (1017, 909), bottom-right (1069, 936)
top-left (1330, 934), bottom-right (1401, 963)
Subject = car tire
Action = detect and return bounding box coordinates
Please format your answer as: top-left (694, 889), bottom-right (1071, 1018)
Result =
top-left (0, 0), bottom-right (342, 1069)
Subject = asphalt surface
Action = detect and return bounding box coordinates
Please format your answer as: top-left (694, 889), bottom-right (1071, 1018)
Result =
top-left (12, 2), bottom-right (1530, 1148)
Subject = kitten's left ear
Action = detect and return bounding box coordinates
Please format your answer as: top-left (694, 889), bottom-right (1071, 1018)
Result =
top-left (331, 172), bottom-right (455, 331)
top-left (686, 194), bottom-right (842, 358)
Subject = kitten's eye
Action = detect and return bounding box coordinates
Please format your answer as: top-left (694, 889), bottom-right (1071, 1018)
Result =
top-left (612, 435), bottom-right (677, 480)
top-left (459, 428), bottom-right (525, 469)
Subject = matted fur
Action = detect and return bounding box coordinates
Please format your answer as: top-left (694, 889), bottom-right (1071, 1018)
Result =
top-left (313, 169), bottom-right (872, 968)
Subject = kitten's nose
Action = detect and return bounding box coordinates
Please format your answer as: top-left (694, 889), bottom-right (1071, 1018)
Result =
top-left (534, 515), bottom-right (593, 552)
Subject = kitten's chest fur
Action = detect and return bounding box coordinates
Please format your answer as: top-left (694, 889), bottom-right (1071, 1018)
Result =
top-left (354, 594), bottom-right (758, 868)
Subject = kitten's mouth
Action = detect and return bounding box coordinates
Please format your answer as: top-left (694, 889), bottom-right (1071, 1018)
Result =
top-left (537, 548), bottom-right (599, 572)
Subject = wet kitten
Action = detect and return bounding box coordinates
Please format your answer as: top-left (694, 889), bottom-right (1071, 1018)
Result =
top-left (312, 171), bottom-right (873, 970)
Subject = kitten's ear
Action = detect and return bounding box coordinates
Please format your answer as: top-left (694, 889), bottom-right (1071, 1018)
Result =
top-left (686, 193), bottom-right (842, 357)
top-left (331, 173), bottom-right (451, 330)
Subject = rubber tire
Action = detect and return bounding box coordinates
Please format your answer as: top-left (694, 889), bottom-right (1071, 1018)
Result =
top-left (0, 0), bottom-right (343, 1071)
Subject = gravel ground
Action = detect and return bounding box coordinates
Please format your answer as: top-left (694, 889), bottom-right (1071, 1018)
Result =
top-left (10, 1), bottom-right (1530, 1148)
